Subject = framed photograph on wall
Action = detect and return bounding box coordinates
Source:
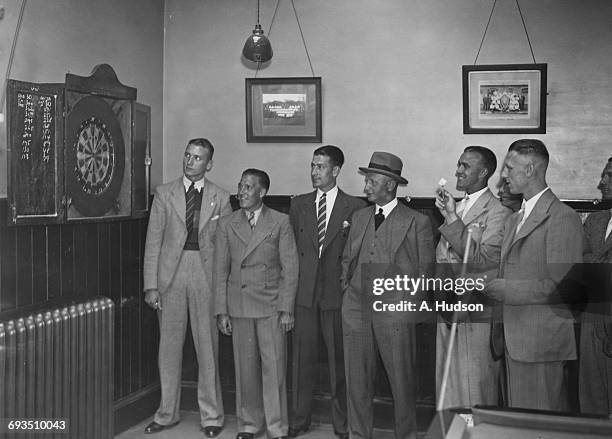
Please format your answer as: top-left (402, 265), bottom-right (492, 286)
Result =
top-left (246, 77), bottom-right (322, 142)
top-left (462, 64), bottom-right (547, 134)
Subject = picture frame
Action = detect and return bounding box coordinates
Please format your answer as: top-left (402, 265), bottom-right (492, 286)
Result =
top-left (462, 63), bottom-right (547, 134)
top-left (245, 77), bottom-right (322, 142)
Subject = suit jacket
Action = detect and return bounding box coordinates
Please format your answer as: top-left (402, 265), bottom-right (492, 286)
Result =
top-left (582, 209), bottom-right (612, 338)
top-left (584, 209), bottom-right (612, 263)
top-left (214, 205), bottom-right (299, 318)
top-left (341, 202), bottom-right (435, 323)
top-left (143, 177), bottom-right (232, 294)
top-left (289, 189), bottom-right (366, 310)
top-left (438, 189), bottom-right (510, 268)
top-left (437, 189), bottom-right (511, 320)
top-left (499, 189), bottom-right (583, 362)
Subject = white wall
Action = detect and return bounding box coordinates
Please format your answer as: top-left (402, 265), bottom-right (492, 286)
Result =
top-left (0, 0), bottom-right (165, 197)
top-left (163, 0), bottom-right (612, 200)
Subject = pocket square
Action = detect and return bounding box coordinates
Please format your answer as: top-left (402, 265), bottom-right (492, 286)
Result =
top-left (211, 215), bottom-right (220, 221)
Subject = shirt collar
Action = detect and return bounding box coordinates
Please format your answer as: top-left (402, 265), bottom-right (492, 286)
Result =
top-left (465, 186), bottom-right (487, 203)
top-left (244, 204), bottom-right (263, 224)
top-left (183, 175), bottom-right (205, 192)
top-left (376, 198), bottom-right (398, 217)
top-left (317, 185), bottom-right (338, 201)
top-left (522, 186), bottom-right (550, 218)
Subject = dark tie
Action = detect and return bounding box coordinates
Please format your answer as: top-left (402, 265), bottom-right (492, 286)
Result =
top-left (317, 193), bottom-right (327, 255)
top-left (185, 182), bottom-right (196, 234)
top-left (374, 207), bottom-right (385, 231)
top-left (248, 211), bottom-right (256, 230)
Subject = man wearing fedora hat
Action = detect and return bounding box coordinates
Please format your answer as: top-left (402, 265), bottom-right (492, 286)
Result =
top-left (341, 152), bottom-right (435, 439)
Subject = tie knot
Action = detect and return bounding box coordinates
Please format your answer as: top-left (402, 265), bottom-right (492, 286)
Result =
top-left (247, 211), bottom-right (256, 229)
top-left (188, 182), bottom-right (195, 192)
top-left (377, 208), bottom-right (383, 215)
top-left (320, 192), bottom-right (326, 200)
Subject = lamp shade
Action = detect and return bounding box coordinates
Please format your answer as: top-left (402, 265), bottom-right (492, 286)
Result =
top-left (242, 24), bottom-right (273, 63)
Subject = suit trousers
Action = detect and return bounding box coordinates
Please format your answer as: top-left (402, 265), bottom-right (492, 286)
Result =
top-left (154, 251), bottom-right (224, 427)
top-left (343, 314), bottom-right (417, 439)
top-left (505, 347), bottom-right (568, 411)
top-left (292, 304), bottom-right (347, 433)
top-left (232, 315), bottom-right (288, 437)
top-left (436, 319), bottom-right (500, 409)
top-left (579, 321), bottom-right (612, 415)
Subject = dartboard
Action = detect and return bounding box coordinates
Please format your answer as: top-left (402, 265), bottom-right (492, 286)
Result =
top-left (75, 117), bottom-right (115, 195)
top-left (66, 95), bottom-right (125, 217)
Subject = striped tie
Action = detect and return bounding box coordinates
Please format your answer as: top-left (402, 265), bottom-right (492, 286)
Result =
top-left (317, 193), bottom-right (327, 255)
top-left (514, 204), bottom-right (526, 235)
top-left (248, 211), bottom-right (256, 229)
top-left (185, 182), bottom-right (196, 234)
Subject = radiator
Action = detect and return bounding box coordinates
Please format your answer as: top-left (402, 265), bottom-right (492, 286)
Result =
top-left (0, 296), bottom-right (114, 439)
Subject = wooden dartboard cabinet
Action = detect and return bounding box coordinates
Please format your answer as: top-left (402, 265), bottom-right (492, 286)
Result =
top-left (6, 64), bottom-right (151, 225)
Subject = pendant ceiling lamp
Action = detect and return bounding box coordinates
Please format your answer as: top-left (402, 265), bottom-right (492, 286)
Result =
top-left (242, 0), bottom-right (273, 63)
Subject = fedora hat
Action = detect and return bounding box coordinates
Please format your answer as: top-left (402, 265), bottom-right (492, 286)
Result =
top-left (359, 152), bottom-right (408, 185)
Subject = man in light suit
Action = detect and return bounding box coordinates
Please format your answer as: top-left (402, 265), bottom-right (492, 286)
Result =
top-left (579, 156), bottom-right (612, 415)
top-left (341, 152), bottom-right (435, 439)
top-left (487, 139), bottom-right (584, 411)
top-left (215, 169), bottom-right (298, 439)
top-left (143, 138), bottom-right (230, 436)
top-left (435, 146), bottom-right (511, 409)
top-left (289, 145), bottom-right (365, 439)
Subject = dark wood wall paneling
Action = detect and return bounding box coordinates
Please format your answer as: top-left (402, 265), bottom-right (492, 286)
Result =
top-left (0, 197), bottom-right (159, 404)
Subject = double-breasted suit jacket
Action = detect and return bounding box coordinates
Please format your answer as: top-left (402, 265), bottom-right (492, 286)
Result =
top-left (435, 188), bottom-right (511, 409)
top-left (214, 205), bottom-right (298, 318)
top-left (288, 189), bottom-right (365, 432)
top-left (143, 176), bottom-right (231, 427)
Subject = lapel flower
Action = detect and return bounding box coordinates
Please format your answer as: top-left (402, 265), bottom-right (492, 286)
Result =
top-left (342, 220), bottom-right (351, 230)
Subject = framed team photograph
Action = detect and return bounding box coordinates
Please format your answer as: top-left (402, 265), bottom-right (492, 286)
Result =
top-left (462, 64), bottom-right (547, 134)
top-left (245, 77), bottom-right (322, 142)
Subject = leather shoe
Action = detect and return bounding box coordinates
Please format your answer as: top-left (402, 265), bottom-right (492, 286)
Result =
top-left (144, 421), bottom-right (179, 434)
top-left (288, 425), bottom-right (308, 437)
top-left (335, 433), bottom-right (349, 439)
top-left (236, 433), bottom-right (254, 439)
top-left (202, 426), bottom-right (222, 438)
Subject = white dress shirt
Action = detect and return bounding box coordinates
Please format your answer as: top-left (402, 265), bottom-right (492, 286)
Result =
top-left (376, 198), bottom-right (398, 218)
top-left (183, 175), bottom-right (205, 192)
top-left (460, 186), bottom-right (488, 219)
top-left (517, 187), bottom-right (550, 232)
